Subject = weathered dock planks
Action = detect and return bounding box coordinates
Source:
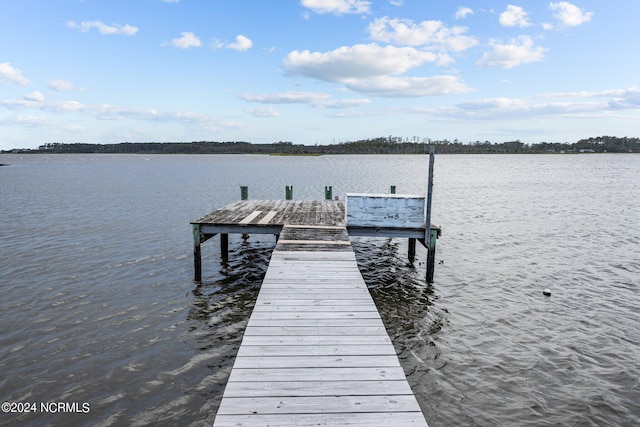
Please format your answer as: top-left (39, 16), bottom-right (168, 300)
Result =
top-left (212, 225), bottom-right (428, 426)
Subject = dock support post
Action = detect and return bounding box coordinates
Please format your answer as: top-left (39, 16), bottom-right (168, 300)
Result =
top-left (390, 185), bottom-right (396, 194)
top-left (286, 186), bottom-right (293, 200)
top-left (240, 186), bottom-right (249, 239)
top-left (426, 229), bottom-right (437, 283)
top-left (425, 145), bottom-right (435, 283)
top-left (220, 233), bottom-right (229, 260)
top-left (324, 186), bottom-right (332, 200)
top-left (193, 224), bottom-right (202, 282)
top-left (408, 238), bottom-right (416, 263)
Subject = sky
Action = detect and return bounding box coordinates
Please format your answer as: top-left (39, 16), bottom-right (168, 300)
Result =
top-left (1, 0), bottom-right (639, 150)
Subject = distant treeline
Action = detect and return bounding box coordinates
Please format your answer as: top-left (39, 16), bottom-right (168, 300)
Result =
top-left (5, 135), bottom-right (639, 154)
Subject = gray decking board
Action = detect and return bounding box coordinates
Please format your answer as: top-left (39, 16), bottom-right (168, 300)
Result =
top-left (212, 225), bottom-right (428, 426)
top-left (193, 200), bottom-right (346, 228)
top-left (213, 412), bottom-right (428, 427)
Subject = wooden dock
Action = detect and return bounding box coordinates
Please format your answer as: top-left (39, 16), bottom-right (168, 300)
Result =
top-left (212, 224), bottom-right (429, 426)
top-left (191, 199), bottom-right (440, 283)
top-left (193, 149), bottom-right (438, 425)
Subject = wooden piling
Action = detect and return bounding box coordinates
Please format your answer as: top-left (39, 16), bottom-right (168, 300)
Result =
top-left (221, 233), bottom-right (229, 260)
top-left (324, 186), bottom-right (332, 200)
top-left (426, 229), bottom-right (437, 283)
top-left (425, 146), bottom-right (435, 282)
top-left (193, 224), bottom-right (202, 282)
top-left (408, 238), bottom-right (416, 263)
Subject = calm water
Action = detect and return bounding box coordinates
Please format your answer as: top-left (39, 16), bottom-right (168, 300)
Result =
top-left (1, 153), bottom-right (638, 427)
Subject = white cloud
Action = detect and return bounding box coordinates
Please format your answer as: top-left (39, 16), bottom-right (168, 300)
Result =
top-left (225, 35), bottom-right (253, 51)
top-left (170, 32), bottom-right (202, 49)
top-left (0, 62), bottom-right (30, 86)
top-left (3, 98), bottom-right (87, 112)
top-left (320, 98), bottom-right (371, 108)
top-left (389, 0), bottom-right (403, 6)
top-left (48, 79), bottom-right (81, 91)
top-left (426, 87), bottom-right (640, 121)
top-left (301, 0), bottom-right (371, 15)
top-left (241, 91), bottom-right (331, 105)
top-left (24, 91), bottom-right (45, 102)
top-left (245, 107), bottom-right (280, 117)
top-left (457, 97), bottom-right (528, 112)
top-left (368, 17), bottom-right (478, 52)
top-left (539, 86), bottom-right (640, 109)
top-left (344, 75), bottom-right (472, 97)
top-left (282, 43), bottom-right (473, 97)
top-left (240, 91), bottom-right (370, 108)
top-left (1, 95), bottom-right (226, 124)
top-left (499, 5), bottom-right (531, 27)
top-left (66, 20), bottom-right (138, 35)
top-left (455, 7), bottom-right (474, 20)
top-left (284, 44), bottom-right (438, 82)
top-left (0, 115), bottom-right (74, 129)
top-left (476, 36), bottom-right (546, 68)
top-left (549, 2), bottom-right (593, 27)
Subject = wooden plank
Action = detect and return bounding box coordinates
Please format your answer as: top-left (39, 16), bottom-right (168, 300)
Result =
top-left (258, 210), bottom-right (278, 225)
top-left (277, 239), bottom-right (351, 245)
top-left (256, 289), bottom-right (371, 296)
top-left (216, 395), bottom-right (422, 415)
top-left (227, 367), bottom-right (409, 382)
top-left (247, 318), bottom-right (385, 328)
top-left (214, 412), bottom-right (428, 427)
top-left (236, 344), bottom-right (397, 357)
top-left (247, 318), bottom-right (384, 328)
top-left (232, 355), bottom-right (401, 369)
top-left (260, 283), bottom-right (368, 289)
top-left (273, 251), bottom-right (356, 260)
top-left (242, 326), bottom-right (388, 336)
top-left (285, 224), bottom-right (346, 229)
top-left (254, 299), bottom-right (374, 306)
top-left (255, 293), bottom-right (372, 300)
top-left (239, 335), bottom-right (392, 346)
top-left (239, 210), bottom-right (263, 225)
top-left (220, 380), bottom-right (412, 397)
top-left (248, 311), bottom-right (379, 320)
top-left (250, 305), bottom-right (377, 313)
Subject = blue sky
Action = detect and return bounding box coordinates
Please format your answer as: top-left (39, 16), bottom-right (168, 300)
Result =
top-left (1, 0), bottom-right (639, 150)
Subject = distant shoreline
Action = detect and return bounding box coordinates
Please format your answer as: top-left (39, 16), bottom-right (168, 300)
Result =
top-left (2, 135), bottom-right (638, 155)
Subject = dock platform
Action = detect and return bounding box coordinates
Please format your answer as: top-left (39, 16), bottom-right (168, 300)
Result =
top-left (212, 224), bottom-right (429, 426)
top-left (191, 199), bottom-right (440, 282)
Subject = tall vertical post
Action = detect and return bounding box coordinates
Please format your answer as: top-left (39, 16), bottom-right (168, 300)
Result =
top-left (241, 186), bottom-right (249, 240)
top-left (408, 238), bottom-right (416, 263)
top-left (220, 233), bottom-right (229, 260)
top-left (426, 229), bottom-right (437, 283)
top-left (193, 224), bottom-right (202, 282)
top-left (425, 146), bottom-right (435, 282)
top-left (286, 186), bottom-right (293, 200)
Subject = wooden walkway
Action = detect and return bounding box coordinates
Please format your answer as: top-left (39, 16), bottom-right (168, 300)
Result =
top-left (212, 225), bottom-right (428, 426)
